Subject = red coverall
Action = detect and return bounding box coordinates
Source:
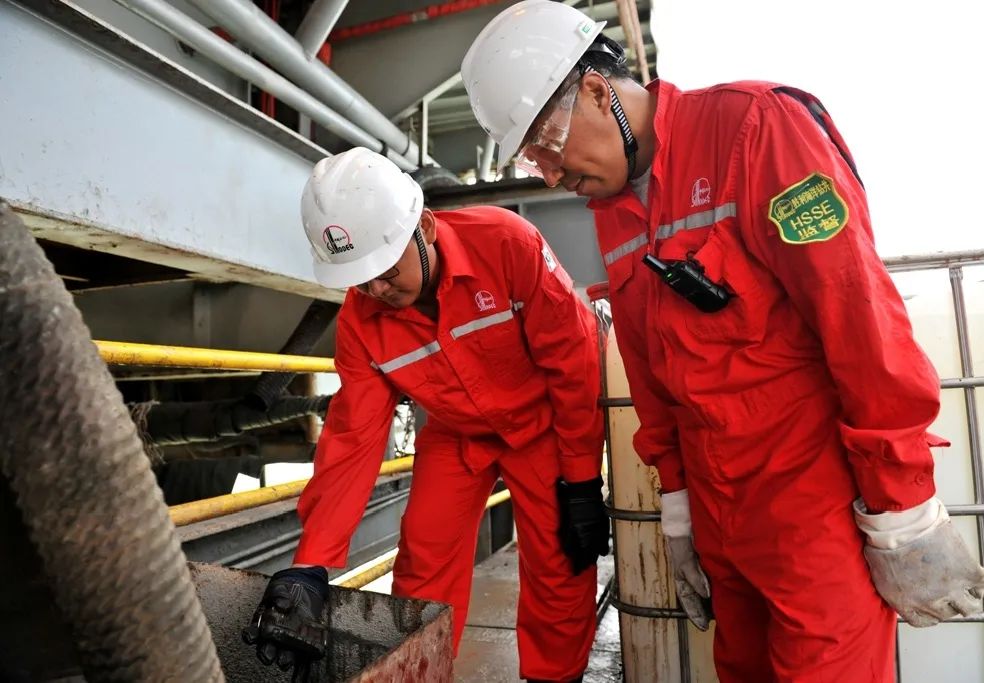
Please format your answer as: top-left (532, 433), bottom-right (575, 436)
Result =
top-left (295, 206), bottom-right (604, 681)
top-left (589, 80), bottom-right (942, 682)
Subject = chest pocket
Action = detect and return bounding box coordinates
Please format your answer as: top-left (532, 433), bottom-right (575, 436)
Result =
top-left (603, 229), bottom-right (649, 295)
top-left (605, 254), bottom-right (637, 296)
top-left (656, 225), bottom-right (768, 346)
top-left (452, 309), bottom-right (534, 389)
top-left (374, 341), bottom-right (442, 394)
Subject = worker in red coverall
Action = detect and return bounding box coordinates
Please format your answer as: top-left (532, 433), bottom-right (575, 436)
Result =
top-left (242, 147), bottom-right (608, 683)
top-left (462, 2), bottom-right (984, 681)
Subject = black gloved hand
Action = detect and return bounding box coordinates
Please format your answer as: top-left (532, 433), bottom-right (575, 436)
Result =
top-left (242, 566), bottom-right (330, 680)
top-left (556, 477), bottom-right (611, 575)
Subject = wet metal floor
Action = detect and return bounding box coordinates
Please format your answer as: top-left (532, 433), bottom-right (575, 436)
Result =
top-left (455, 544), bottom-right (622, 682)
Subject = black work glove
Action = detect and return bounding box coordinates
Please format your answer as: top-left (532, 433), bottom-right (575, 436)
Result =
top-left (556, 477), bottom-right (611, 575)
top-left (242, 566), bottom-right (330, 681)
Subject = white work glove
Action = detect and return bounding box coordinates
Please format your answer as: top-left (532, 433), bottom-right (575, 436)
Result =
top-left (661, 489), bottom-right (711, 631)
top-left (855, 496), bottom-right (984, 627)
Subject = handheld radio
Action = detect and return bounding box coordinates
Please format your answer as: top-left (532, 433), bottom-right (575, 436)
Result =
top-left (642, 254), bottom-right (731, 313)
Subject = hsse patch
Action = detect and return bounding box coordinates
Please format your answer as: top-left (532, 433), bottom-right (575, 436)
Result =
top-left (768, 172), bottom-right (849, 244)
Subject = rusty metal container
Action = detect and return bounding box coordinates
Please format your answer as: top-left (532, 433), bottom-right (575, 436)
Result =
top-left (0, 555), bottom-right (452, 681)
top-left (190, 562), bottom-right (453, 682)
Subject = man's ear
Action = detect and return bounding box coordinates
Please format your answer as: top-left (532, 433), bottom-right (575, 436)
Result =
top-left (420, 208), bottom-right (437, 244)
top-left (580, 71), bottom-right (612, 116)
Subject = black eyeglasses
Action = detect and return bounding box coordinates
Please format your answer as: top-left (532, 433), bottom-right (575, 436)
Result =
top-left (355, 265), bottom-right (401, 293)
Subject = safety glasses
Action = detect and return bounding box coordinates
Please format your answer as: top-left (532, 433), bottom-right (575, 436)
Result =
top-left (514, 76), bottom-right (581, 179)
top-left (355, 265), bottom-right (401, 293)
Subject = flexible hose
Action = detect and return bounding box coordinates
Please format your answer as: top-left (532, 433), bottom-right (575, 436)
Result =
top-left (246, 299), bottom-right (339, 410)
top-left (135, 394), bottom-right (331, 446)
top-left (0, 202), bottom-right (225, 682)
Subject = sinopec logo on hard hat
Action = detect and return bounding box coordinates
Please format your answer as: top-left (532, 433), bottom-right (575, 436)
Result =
top-left (322, 225), bottom-right (355, 254)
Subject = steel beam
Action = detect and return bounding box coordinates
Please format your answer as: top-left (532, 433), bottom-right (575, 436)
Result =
top-left (9, 0), bottom-right (323, 163)
top-left (479, 135), bottom-right (496, 182)
top-left (328, 3), bottom-right (504, 122)
top-left (425, 178), bottom-right (573, 210)
top-left (391, 72), bottom-right (464, 124)
top-left (109, 0), bottom-right (415, 169)
top-left (883, 250), bottom-right (984, 273)
top-left (949, 266), bottom-right (984, 562)
top-left (295, 0), bottom-right (349, 58)
top-left (184, 0), bottom-right (428, 165)
top-left (2, 0), bottom-right (343, 302)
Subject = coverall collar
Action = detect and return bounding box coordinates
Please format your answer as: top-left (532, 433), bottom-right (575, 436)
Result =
top-left (362, 214), bottom-right (477, 320)
top-left (586, 79), bottom-right (681, 214)
top-left (433, 216), bottom-right (479, 289)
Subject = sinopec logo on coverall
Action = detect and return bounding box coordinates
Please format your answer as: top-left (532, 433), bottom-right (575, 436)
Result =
top-left (768, 172), bottom-right (849, 244)
top-left (542, 245), bottom-right (558, 273)
top-left (691, 177), bottom-right (711, 207)
top-left (474, 290), bottom-right (496, 311)
top-left (322, 225), bottom-right (355, 254)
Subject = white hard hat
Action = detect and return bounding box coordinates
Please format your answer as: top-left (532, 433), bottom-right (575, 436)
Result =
top-left (461, 0), bottom-right (606, 169)
top-left (301, 147), bottom-right (423, 289)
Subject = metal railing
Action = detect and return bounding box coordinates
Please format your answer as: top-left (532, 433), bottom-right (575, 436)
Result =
top-left (95, 340), bottom-right (337, 373)
top-left (168, 456), bottom-right (415, 527)
top-left (884, 251), bottom-right (984, 564)
top-left (330, 489), bottom-right (513, 589)
top-left (886, 251), bottom-right (984, 681)
top-left (99, 341), bottom-right (516, 588)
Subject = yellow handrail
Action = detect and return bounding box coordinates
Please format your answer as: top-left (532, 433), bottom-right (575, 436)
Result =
top-left (332, 489), bottom-right (513, 590)
top-left (332, 549), bottom-right (398, 589)
top-left (96, 340), bottom-right (336, 373)
top-left (169, 456), bottom-right (415, 526)
top-left (485, 489), bottom-right (512, 510)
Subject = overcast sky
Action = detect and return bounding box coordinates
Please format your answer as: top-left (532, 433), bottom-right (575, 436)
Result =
top-left (653, 0), bottom-right (981, 258)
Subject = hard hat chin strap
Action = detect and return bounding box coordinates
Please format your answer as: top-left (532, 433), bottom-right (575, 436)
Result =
top-left (583, 65), bottom-right (638, 180)
top-left (412, 225), bottom-right (430, 293)
top-left (609, 81), bottom-right (638, 180)
top-left (579, 37), bottom-right (639, 179)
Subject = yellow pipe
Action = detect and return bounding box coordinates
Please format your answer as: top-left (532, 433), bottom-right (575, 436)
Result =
top-left (169, 456), bottom-right (415, 526)
top-left (332, 549), bottom-right (398, 589)
top-left (379, 456), bottom-right (414, 477)
top-left (485, 489), bottom-right (512, 510)
top-left (170, 479), bottom-right (308, 527)
top-left (334, 489), bottom-right (513, 590)
top-left (169, 455), bottom-right (505, 529)
top-left (96, 340), bottom-right (336, 373)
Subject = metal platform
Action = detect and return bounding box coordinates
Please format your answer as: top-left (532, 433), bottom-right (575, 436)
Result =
top-left (452, 544), bottom-right (620, 683)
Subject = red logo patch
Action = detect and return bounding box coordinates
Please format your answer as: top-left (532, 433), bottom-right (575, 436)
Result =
top-left (474, 290), bottom-right (496, 312)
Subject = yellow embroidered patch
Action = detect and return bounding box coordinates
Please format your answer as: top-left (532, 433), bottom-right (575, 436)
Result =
top-left (768, 172), bottom-right (848, 244)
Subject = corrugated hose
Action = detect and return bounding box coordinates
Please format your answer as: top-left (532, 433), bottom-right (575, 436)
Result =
top-left (0, 201), bottom-right (225, 682)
